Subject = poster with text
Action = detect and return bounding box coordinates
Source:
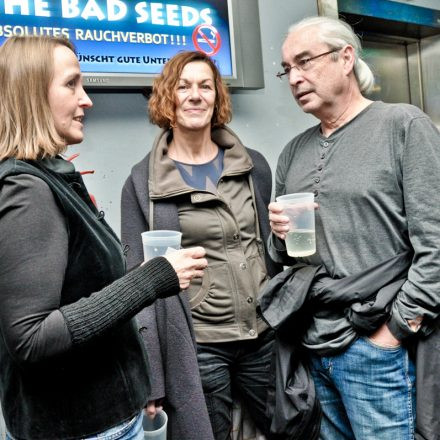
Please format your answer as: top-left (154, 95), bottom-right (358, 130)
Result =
top-left (0, 0), bottom-right (234, 76)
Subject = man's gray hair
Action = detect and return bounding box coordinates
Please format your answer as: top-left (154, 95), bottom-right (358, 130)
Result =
top-left (288, 16), bottom-right (375, 94)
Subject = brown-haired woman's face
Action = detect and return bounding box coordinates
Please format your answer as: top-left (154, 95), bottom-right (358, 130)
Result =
top-left (48, 45), bottom-right (93, 145)
top-left (174, 61), bottom-right (216, 132)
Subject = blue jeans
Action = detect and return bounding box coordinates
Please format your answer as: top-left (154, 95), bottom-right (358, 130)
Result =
top-left (197, 329), bottom-right (274, 440)
top-left (310, 337), bottom-right (416, 440)
top-left (83, 412), bottom-right (143, 440)
top-left (6, 412), bottom-right (144, 440)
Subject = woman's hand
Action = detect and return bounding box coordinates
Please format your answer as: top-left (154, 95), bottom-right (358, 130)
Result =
top-left (145, 399), bottom-right (163, 420)
top-left (268, 202), bottom-right (290, 240)
top-left (165, 247), bottom-right (208, 290)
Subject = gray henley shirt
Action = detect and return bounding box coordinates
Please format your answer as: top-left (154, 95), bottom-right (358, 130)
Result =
top-left (269, 101), bottom-right (440, 354)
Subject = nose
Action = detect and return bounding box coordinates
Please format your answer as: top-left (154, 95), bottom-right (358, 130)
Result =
top-left (288, 67), bottom-right (304, 86)
top-left (189, 85), bottom-right (201, 100)
top-left (79, 87), bottom-right (93, 108)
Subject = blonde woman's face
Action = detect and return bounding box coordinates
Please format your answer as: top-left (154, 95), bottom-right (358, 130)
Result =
top-left (48, 45), bottom-right (93, 146)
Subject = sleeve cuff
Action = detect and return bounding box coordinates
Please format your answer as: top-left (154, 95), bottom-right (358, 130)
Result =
top-left (267, 233), bottom-right (294, 265)
top-left (387, 314), bottom-right (415, 341)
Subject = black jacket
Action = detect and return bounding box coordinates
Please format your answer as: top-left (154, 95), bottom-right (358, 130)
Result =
top-left (0, 159), bottom-right (178, 439)
top-left (261, 250), bottom-right (440, 440)
top-left (415, 321), bottom-right (440, 440)
top-left (259, 252), bottom-right (412, 440)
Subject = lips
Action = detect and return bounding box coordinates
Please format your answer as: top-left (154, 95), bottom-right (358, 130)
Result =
top-left (295, 90), bottom-right (312, 100)
top-left (73, 116), bottom-right (84, 122)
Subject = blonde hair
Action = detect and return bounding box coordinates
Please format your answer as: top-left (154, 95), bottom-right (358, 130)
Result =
top-left (0, 35), bottom-right (76, 160)
top-left (288, 16), bottom-right (375, 94)
top-left (148, 51), bottom-right (232, 129)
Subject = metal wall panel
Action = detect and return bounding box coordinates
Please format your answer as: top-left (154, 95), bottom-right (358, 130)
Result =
top-left (362, 40), bottom-right (412, 104)
top-left (407, 42), bottom-right (424, 110)
top-left (420, 34), bottom-right (440, 127)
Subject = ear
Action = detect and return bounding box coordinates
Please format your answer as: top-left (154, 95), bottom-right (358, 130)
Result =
top-left (340, 45), bottom-right (356, 76)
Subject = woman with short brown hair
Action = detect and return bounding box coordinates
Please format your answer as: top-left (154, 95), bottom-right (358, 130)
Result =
top-left (148, 50), bottom-right (232, 129)
top-left (122, 50), bottom-right (281, 440)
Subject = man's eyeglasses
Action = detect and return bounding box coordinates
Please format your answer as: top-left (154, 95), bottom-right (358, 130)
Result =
top-left (276, 48), bottom-right (340, 79)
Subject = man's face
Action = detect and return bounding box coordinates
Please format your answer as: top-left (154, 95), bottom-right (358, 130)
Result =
top-left (281, 27), bottom-right (347, 117)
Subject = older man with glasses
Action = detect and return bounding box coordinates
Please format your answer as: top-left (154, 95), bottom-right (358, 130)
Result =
top-left (267, 16), bottom-right (440, 440)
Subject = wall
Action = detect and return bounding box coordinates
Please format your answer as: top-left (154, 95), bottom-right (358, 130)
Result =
top-left (72, 0), bottom-right (319, 235)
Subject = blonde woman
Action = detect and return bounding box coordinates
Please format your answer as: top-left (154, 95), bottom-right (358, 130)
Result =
top-left (0, 36), bottom-right (207, 440)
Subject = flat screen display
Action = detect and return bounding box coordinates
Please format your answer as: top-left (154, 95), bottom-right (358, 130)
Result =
top-left (0, 0), bottom-right (260, 88)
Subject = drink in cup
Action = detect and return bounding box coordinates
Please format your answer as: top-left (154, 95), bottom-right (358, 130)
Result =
top-left (276, 193), bottom-right (316, 257)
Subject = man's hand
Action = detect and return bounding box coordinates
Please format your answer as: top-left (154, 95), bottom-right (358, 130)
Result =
top-left (369, 322), bottom-right (400, 348)
top-left (268, 202), bottom-right (290, 240)
top-left (269, 201), bottom-right (319, 240)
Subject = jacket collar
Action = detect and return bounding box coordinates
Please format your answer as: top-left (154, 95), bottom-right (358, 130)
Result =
top-left (149, 126), bottom-right (253, 199)
top-left (39, 156), bottom-right (75, 174)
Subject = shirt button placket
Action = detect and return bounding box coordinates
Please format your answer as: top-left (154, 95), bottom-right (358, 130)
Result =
top-left (315, 139), bottom-right (331, 197)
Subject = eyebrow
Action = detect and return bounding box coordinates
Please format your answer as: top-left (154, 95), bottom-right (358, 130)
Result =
top-left (63, 70), bottom-right (81, 81)
top-left (178, 78), bottom-right (213, 83)
top-left (293, 50), bottom-right (313, 60)
top-left (281, 50), bottom-right (313, 66)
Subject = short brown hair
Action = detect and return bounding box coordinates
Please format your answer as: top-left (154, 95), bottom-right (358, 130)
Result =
top-left (148, 51), bottom-right (232, 129)
top-left (0, 35), bottom-right (76, 160)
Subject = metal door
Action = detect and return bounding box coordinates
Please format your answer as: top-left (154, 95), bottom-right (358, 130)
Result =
top-left (362, 39), bottom-right (412, 104)
top-left (360, 36), bottom-right (426, 111)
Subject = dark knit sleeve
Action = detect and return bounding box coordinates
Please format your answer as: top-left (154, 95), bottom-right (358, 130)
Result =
top-left (60, 256), bottom-right (179, 345)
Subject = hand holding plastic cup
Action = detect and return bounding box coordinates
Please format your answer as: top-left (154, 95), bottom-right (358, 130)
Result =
top-left (276, 193), bottom-right (316, 257)
top-left (143, 410), bottom-right (168, 439)
top-left (141, 230), bottom-right (182, 261)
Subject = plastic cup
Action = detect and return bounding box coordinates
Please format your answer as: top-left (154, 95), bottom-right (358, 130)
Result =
top-left (143, 410), bottom-right (168, 439)
top-left (141, 230), bottom-right (182, 261)
top-left (276, 193), bottom-right (316, 257)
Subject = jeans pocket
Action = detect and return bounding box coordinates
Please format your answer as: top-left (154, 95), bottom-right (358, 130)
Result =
top-left (363, 336), bottom-right (402, 351)
top-left (92, 413), bottom-right (141, 439)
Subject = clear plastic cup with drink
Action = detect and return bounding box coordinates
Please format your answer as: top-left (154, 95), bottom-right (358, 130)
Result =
top-left (143, 409), bottom-right (168, 439)
top-left (276, 193), bottom-right (316, 257)
top-left (141, 230), bottom-right (182, 261)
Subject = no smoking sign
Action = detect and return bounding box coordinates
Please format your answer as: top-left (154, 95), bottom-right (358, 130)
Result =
top-left (192, 24), bottom-right (222, 56)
